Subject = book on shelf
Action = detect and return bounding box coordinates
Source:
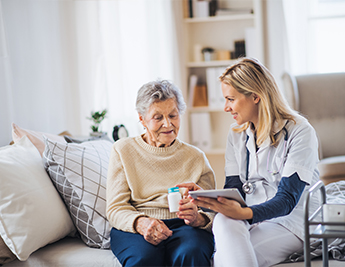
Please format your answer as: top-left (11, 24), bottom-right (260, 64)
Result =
top-left (187, 0), bottom-right (193, 18)
top-left (193, 85), bottom-right (208, 107)
top-left (187, 0), bottom-right (218, 18)
top-left (188, 74), bottom-right (198, 107)
top-left (189, 74), bottom-right (208, 107)
top-left (234, 40), bottom-right (246, 58)
top-left (186, 1), bottom-right (254, 18)
top-left (190, 112), bottom-right (212, 152)
top-left (209, 0), bottom-right (218, 16)
top-left (206, 67), bottom-right (225, 109)
top-left (215, 8), bottom-right (253, 16)
top-left (183, 0), bottom-right (192, 18)
top-left (194, 0), bottom-right (209, 18)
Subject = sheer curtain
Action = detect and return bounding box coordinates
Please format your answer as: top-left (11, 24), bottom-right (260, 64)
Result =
top-left (0, 0), bottom-right (183, 146)
top-left (281, 0), bottom-right (309, 75)
top-left (0, 1), bottom-right (13, 145)
top-left (0, 0), bottom-right (79, 145)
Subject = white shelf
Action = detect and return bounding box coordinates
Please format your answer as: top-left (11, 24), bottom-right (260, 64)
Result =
top-left (184, 14), bottom-right (255, 23)
top-left (186, 60), bottom-right (236, 68)
top-left (188, 107), bottom-right (224, 113)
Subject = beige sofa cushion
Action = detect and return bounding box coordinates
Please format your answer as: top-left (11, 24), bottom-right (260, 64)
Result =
top-left (282, 72), bottom-right (345, 159)
top-left (309, 118), bottom-right (345, 159)
top-left (5, 237), bottom-right (120, 267)
top-left (0, 236), bottom-right (16, 265)
top-left (319, 156), bottom-right (345, 185)
top-left (296, 73), bottom-right (345, 159)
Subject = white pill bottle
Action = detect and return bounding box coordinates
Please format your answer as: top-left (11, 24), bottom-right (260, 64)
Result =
top-left (167, 187), bottom-right (182, 213)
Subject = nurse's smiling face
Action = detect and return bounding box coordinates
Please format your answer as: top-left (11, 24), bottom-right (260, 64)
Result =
top-left (140, 98), bottom-right (180, 147)
top-left (221, 82), bottom-right (260, 127)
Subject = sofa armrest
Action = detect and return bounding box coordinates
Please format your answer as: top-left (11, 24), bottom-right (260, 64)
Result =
top-left (282, 72), bottom-right (299, 110)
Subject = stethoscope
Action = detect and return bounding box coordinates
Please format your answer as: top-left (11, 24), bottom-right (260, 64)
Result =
top-left (242, 126), bottom-right (289, 194)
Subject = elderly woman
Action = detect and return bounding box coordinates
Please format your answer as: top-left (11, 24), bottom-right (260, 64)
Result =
top-left (106, 80), bottom-right (216, 267)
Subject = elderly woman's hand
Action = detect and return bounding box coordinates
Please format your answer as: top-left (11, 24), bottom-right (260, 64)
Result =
top-left (177, 197), bottom-right (209, 228)
top-left (134, 217), bottom-right (172, 245)
top-left (175, 182), bottom-right (203, 199)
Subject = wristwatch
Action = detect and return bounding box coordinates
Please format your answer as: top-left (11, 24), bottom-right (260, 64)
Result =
top-left (112, 124), bottom-right (128, 141)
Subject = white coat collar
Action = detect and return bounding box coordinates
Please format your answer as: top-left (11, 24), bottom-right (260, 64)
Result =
top-left (245, 125), bottom-right (257, 155)
top-left (245, 120), bottom-right (288, 152)
top-left (273, 119), bottom-right (288, 135)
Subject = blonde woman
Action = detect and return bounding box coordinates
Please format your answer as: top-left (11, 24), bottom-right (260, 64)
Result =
top-left (183, 58), bottom-right (320, 266)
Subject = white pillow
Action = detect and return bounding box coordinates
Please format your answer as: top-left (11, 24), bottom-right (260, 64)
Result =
top-left (0, 136), bottom-right (76, 261)
top-left (43, 138), bottom-right (113, 249)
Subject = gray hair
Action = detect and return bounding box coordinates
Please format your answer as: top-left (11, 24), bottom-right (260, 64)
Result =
top-left (136, 80), bottom-right (186, 116)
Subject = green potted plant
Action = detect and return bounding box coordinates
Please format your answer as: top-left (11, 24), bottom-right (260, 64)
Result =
top-left (87, 109), bottom-right (107, 136)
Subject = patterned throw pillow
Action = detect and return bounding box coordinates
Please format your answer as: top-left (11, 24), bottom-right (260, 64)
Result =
top-left (43, 138), bottom-right (113, 249)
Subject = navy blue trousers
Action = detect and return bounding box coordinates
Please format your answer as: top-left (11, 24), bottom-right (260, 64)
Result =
top-left (110, 218), bottom-right (214, 267)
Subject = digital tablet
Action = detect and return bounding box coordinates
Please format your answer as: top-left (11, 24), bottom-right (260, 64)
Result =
top-left (189, 188), bottom-right (247, 207)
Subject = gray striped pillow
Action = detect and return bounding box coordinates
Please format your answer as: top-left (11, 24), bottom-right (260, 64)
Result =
top-left (43, 138), bottom-right (113, 249)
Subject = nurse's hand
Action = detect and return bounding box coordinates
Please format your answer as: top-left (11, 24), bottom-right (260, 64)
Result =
top-left (134, 217), bottom-right (172, 245)
top-left (192, 196), bottom-right (253, 220)
top-left (176, 197), bottom-right (209, 227)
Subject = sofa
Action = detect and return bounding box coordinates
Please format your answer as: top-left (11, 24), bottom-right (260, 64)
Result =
top-left (0, 123), bottom-right (344, 267)
top-left (282, 72), bottom-right (345, 186)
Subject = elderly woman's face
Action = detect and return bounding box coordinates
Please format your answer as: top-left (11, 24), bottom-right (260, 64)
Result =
top-left (140, 98), bottom-right (180, 147)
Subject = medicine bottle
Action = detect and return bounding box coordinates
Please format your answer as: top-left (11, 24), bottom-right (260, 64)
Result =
top-left (167, 187), bottom-right (181, 213)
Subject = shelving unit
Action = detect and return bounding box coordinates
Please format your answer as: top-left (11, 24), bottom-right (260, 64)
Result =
top-left (186, 59), bottom-right (236, 68)
top-left (304, 181), bottom-right (345, 267)
top-left (184, 13), bottom-right (255, 23)
top-left (181, 0), bottom-right (265, 188)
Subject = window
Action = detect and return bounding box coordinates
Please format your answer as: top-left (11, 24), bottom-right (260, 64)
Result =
top-left (308, 0), bottom-right (345, 73)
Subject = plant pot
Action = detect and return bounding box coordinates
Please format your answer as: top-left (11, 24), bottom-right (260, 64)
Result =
top-left (90, 132), bottom-right (105, 137)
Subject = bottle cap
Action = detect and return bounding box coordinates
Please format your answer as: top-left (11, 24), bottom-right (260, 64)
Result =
top-left (168, 187), bottom-right (180, 193)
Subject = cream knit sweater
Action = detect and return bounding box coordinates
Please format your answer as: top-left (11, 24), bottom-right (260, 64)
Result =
top-left (106, 135), bottom-right (216, 233)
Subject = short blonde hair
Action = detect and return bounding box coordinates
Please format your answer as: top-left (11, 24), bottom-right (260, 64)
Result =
top-left (219, 57), bottom-right (296, 146)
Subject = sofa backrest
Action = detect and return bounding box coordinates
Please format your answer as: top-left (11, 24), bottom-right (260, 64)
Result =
top-left (283, 72), bottom-right (345, 159)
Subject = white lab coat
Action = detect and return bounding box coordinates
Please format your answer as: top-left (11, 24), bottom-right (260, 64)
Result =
top-left (224, 115), bottom-right (320, 240)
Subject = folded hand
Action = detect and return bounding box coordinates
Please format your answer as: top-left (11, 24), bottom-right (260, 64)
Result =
top-left (134, 217), bottom-right (172, 245)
